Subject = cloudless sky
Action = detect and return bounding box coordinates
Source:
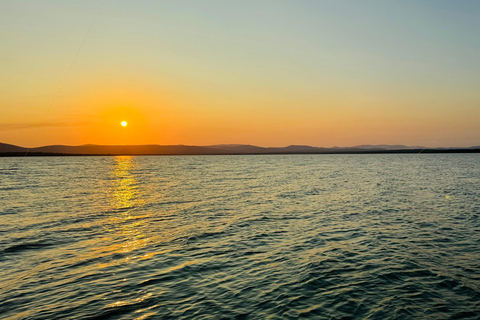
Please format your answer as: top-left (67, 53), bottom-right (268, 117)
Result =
top-left (1, 0), bottom-right (480, 147)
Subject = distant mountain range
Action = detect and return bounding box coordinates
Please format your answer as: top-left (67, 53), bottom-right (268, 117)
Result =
top-left (1, 142), bottom-right (479, 156)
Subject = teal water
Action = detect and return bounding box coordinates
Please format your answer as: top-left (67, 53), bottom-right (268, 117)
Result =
top-left (1, 154), bottom-right (479, 319)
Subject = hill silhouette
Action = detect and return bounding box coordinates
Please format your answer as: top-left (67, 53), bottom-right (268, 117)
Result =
top-left (1, 142), bottom-right (479, 156)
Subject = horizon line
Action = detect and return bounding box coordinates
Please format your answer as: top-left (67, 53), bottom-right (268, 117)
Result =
top-left (2, 141), bottom-right (480, 150)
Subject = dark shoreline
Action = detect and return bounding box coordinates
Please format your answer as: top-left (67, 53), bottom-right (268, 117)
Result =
top-left (2, 149), bottom-right (479, 157)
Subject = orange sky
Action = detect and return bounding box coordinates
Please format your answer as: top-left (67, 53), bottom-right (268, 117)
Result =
top-left (2, 1), bottom-right (480, 147)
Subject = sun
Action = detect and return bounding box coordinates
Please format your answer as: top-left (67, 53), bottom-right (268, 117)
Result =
top-left (121, 121), bottom-right (127, 127)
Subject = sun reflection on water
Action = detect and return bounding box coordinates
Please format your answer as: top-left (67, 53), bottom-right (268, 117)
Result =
top-left (98, 156), bottom-right (152, 267)
top-left (112, 156), bottom-right (138, 210)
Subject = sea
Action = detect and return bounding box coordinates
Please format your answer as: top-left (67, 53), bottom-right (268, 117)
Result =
top-left (1, 154), bottom-right (479, 319)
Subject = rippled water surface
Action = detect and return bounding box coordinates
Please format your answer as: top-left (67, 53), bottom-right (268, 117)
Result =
top-left (1, 154), bottom-right (480, 319)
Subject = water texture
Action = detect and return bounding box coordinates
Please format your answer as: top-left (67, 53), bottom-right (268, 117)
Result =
top-left (1, 154), bottom-right (479, 319)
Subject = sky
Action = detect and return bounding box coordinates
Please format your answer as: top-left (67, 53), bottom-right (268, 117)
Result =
top-left (1, 0), bottom-right (480, 147)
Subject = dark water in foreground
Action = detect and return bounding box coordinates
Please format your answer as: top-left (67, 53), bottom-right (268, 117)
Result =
top-left (1, 154), bottom-right (480, 319)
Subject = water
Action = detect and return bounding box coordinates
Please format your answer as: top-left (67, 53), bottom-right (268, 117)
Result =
top-left (1, 154), bottom-right (479, 319)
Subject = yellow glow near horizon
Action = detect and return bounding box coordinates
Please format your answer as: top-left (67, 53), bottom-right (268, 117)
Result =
top-left (121, 121), bottom-right (127, 127)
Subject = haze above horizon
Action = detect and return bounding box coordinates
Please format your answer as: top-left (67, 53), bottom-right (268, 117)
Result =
top-left (2, 1), bottom-right (480, 148)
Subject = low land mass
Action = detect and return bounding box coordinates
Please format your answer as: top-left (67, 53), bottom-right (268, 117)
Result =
top-left (1, 142), bottom-right (479, 156)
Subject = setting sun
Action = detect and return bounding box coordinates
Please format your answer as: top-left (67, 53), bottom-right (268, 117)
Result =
top-left (121, 121), bottom-right (127, 127)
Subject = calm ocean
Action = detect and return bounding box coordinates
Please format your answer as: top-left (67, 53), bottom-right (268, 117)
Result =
top-left (1, 154), bottom-right (479, 319)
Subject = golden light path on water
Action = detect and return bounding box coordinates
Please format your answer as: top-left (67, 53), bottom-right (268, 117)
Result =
top-left (99, 156), bottom-right (151, 268)
top-left (96, 156), bottom-right (159, 314)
